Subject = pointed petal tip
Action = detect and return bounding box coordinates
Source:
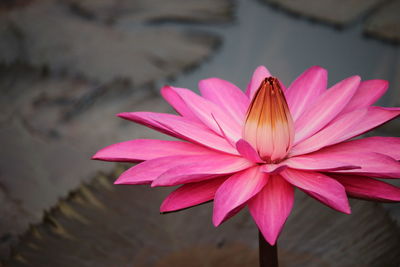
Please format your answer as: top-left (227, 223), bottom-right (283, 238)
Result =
top-left (151, 179), bottom-right (171, 187)
top-left (150, 181), bottom-right (159, 187)
top-left (309, 65), bottom-right (327, 73)
top-left (352, 75), bottom-right (361, 82)
top-left (343, 206), bottom-right (352, 215)
top-left (254, 65), bottom-right (270, 72)
top-left (91, 149), bottom-right (109, 161)
top-left (265, 234), bottom-right (278, 246)
top-left (367, 79), bottom-right (388, 88)
top-left (160, 85), bottom-right (171, 94)
top-left (113, 179), bottom-right (124, 185)
top-left (268, 239), bottom-right (277, 246)
top-left (212, 216), bottom-right (221, 227)
top-left (91, 153), bottom-right (100, 160)
top-left (159, 202), bottom-right (170, 213)
top-left (116, 112), bottom-right (130, 119)
top-left (258, 227), bottom-right (280, 246)
top-left (198, 77), bottom-right (220, 86)
top-left (340, 75), bottom-right (361, 86)
top-left (376, 79), bottom-right (389, 87)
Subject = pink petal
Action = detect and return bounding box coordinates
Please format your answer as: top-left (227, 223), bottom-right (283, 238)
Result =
top-left (300, 148), bottom-right (400, 178)
top-left (294, 76), bottom-right (360, 144)
top-left (167, 87), bottom-right (242, 143)
top-left (317, 137), bottom-right (400, 160)
top-left (199, 78), bottom-right (249, 124)
top-left (93, 139), bottom-right (215, 162)
top-left (152, 155), bottom-right (254, 187)
top-left (285, 66), bottom-right (327, 121)
top-left (260, 164), bottom-right (288, 174)
top-left (290, 108), bottom-right (367, 156)
top-left (283, 156), bottom-right (360, 171)
top-left (213, 166), bottom-right (268, 226)
top-left (236, 139), bottom-right (264, 163)
top-left (118, 112), bottom-right (238, 155)
top-left (292, 107), bottom-right (400, 156)
top-left (340, 79), bottom-right (388, 114)
top-left (328, 152), bottom-right (400, 179)
top-left (245, 66), bottom-right (271, 100)
top-left (270, 155), bottom-right (359, 175)
top-left (114, 156), bottom-right (184, 185)
top-left (160, 177), bottom-right (227, 213)
top-left (331, 174), bottom-right (400, 202)
top-left (281, 169), bottom-right (351, 214)
top-left (161, 86), bottom-right (201, 122)
top-left (248, 175), bottom-right (294, 245)
top-left (343, 107), bottom-right (400, 139)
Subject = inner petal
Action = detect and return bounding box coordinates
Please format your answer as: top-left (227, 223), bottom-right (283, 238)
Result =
top-left (243, 77), bottom-right (294, 162)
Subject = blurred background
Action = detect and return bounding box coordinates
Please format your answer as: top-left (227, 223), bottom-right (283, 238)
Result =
top-left (0, 0), bottom-right (399, 266)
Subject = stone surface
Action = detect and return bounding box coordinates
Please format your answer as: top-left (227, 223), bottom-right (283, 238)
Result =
top-left (365, 0), bottom-right (400, 44)
top-left (261, 0), bottom-right (400, 43)
top-left (0, 0), bottom-right (233, 260)
top-left (263, 0), bottom-right (385, 26)
top-left (64, 0), bottom-right (233, 24)
top-left (3, 169), bottom-right (400, 266)
top-left (1, 0), bottom-right (400, 264)
top-left (0, 0), bottom-right (228, 85)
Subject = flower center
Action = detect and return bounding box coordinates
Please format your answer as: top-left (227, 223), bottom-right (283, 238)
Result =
top-left (243, 77), bottom-right (294, 163)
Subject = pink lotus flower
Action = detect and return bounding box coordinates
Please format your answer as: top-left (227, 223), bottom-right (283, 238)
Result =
top-left (93, 66), bottom-right (400, 245)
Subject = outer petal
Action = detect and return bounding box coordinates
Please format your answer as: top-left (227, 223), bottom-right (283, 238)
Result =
top-left (167, 87), bottom-right (242, 142)
top-left (282, 156), bottom-right (359, 171)
top-left (236, 139), bottom-right (264, 163)
top-left (160, 177), bottom-right (227, 213)
top-left (246, 66), bottom-right (271, 100)
top-left (294, 149), bottom-right (400, 179)
top-left (290, 108), bottom-right (367, 156)
top-left (261, 156), bottom-right (359, 173)
top-left (340, 79), bottom-right (388, 114)
top-left (152, 155), bottom-right (254, 187)
top-left (327, 152), bottom-right (400, 179)
top-left (342, 107), bottom-right (400, 139)
top-left (93, 139), bottom-right (214, 162)
top-left (199, 78), bottom-right (249, 123)
top-left (161, 85), bottom-right (201, 122)
top-left (114, 156), bottom-right (183, 185)
top-left (332, 174), bottom-right (400, 202)
top-left (248, 175), bottom-right (294, 245)
top-left (317, 137), bottom-right (400, 160)
top-left (285, 66), bottom-right (327, 121)
top-left (118, 112), bottom-right (238, 155)
top-left (116, 153), bottom-right (250, 185)
top-left (281, 169), bottom-right (351, 214)
top-left (213, 167), bottom-right (268, 226)
top-left (294, 76), bottom-right (360, 144)
top-left (292, 106), bottom-right (400, 156)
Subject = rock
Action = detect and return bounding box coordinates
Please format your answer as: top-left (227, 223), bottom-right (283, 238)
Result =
top-left (3, 169), bottom-right (399, 266)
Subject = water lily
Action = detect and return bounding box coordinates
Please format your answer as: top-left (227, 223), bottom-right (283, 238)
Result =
top-left (93, 65), bottom-right (400, 245)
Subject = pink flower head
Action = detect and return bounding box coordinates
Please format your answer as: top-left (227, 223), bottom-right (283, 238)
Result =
top-left (93, 66), bottom-right (400, 245)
